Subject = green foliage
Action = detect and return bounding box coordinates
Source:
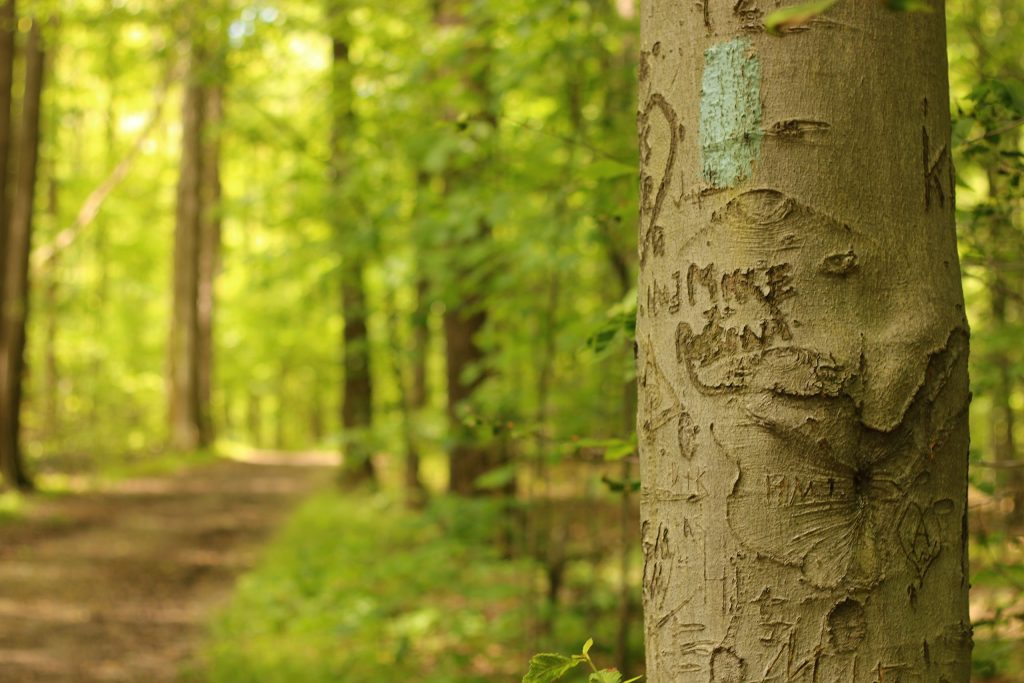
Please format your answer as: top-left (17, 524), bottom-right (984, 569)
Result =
top-left (763, 0), bottom-right (838, 35)
top-left (523, 639), bottom-right (640, 683)
top-left (523, 652), bottom-right (586, 683)
top-left (202, 492), bottom-right (532, 682)
top-left (0, 492), bottom-right (24, 523)
top-left (10, 0), bottom-right (1024, 678)
top-left (883, 0), bottom-right (932, 11)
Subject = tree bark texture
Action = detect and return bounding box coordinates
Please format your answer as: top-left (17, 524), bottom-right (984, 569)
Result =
top-left (0, 18), bottom-right (44, 490)
top-left (636, 3), bottom-right (971, 680)
top-left (329, 7), bottom-right (376, 484)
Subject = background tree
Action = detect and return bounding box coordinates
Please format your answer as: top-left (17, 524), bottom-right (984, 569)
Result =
top-left (169, 6), bottom-right (225, 451)
top-left (329, 0), bottom-right (375, 485)
top-left (1, 13), bottom-right (46, 490)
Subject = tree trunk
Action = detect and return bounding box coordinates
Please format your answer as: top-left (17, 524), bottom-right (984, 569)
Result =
top-left (381, 270), bottom-right (426, 506)
top-left (0, 0), bottom-right (14, 319)
top-left (197, 83), bottom-right (222, 447)
top-left (991, 278), bottom-right (1021, 525)
top-left (170, 39), bottom-right (221, 452)
top-left (329, 8), bottom-right (375, 485)
top-left (42, 155), bottom-right (58, 437)
top-left (0, 18), bottom-right (44, 490)
top-left (436, 0), bottom-right (506, 497)
top-left (168, 50), bottom-right (205, 452)
top-left (405, 276), bottom-right (429, 499)
top-left (247, 390), bottom-right (262, 448)
top-left (444, 297), bottom-right (496, 495)
top-left (636, 4), bottom-right (971, 680)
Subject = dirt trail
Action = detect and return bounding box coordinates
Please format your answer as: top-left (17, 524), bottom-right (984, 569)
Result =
top-left (0, 456), bottom-right (333, 682)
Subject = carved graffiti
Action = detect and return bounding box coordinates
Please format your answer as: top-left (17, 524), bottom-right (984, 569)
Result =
top-left (922, 116), bottom-right (952, 211)
top-left (671, 190), bottom-right (870, 398)
top-left (710, 647), bottom-right (745, 682)
top-left (897, 502), bottom-right (941, 583)
top-left (718, 331), bottom-right (967, 588)
top-left (639, 93), bottom-right (682, 263)
top-left (765, 118), bottom-right (832, 140)
top-left (646, 270), bottom-right (682, 317)
top-left (827, 598), bottom-right (867, 653)
top-left (638, 336), bottom-right (682, 443)
top-left (732, 0), bottom-right (763, 31)
top-left (751, 586), bottom-right (793, 645)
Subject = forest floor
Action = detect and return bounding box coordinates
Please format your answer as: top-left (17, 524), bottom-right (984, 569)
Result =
top-left (0, 453), bottom-right (335, 682)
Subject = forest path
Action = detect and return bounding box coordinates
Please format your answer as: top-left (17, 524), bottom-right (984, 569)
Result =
top-left (0, 455), bottom-right (336, 682)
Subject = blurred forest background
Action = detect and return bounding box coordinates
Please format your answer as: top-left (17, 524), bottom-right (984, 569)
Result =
top-left (0, 0), bottom-right (1020, 681)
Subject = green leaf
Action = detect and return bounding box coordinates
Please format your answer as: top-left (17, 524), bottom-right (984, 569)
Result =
top-left (883, 0), bottom-right (932, 11)
top-left (763, 0), bottom-right (839, 35)
top-left (952, 116), bottom-right (975, 147)
top-left (523, 653), bottom-right (584, 683)
top-left (600, 475), bottom-right (641, 494)
top-left (589, 670), bottom-right (623, 683)
top-left (604, 434), bottom-right (637, 462)
top-left (475, 463), bottom-right (518, 490)
top-left (582, 638), bottom-right (594, 657)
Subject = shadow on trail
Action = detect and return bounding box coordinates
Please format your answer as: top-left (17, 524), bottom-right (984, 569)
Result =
top-left (0, 456), bottom-right (332, 682)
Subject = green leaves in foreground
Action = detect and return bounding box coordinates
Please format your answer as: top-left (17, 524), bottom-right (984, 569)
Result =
top-left (763, 0), bottom-right (838, 34)
top-left (883, 0), bottom-right (932, 11)
top-left (523, 653), bottom-right (585, 683)
top-left (523, 639), bottom-right (641, 683)
top-left (764, 0), bottom-right (930, 34)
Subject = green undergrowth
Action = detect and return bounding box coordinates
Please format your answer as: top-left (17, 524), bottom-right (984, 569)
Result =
top-left (195, 491), bottom-right (538, 682)
top-left (970, 532), bottom-right (1024, 680)
top-left (0, 491), bottom-right (24, 522)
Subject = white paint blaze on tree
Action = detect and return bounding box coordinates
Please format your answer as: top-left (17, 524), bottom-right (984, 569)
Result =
top-left (636, 2), bottom-right (971, 681)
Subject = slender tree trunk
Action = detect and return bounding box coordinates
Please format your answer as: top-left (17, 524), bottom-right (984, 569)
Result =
top-left (0, 18), bottom-right (44, 490)
top-left (382, 272), bottom-right (426, 506)
top-left (339, 255), bottom-right (374, 482)
top-left (981, 158), bottom-right (1023, 529)
top-left (328, 5), bottom-right (375, 485)
top-left (42, 156), bottom-right (58, 437)
top-left (275, 362), bottom-right (287, 450)
top-left (0, 0), bottom-right (14, 321)
top-left (247, 390), bottom-right (262, 448)
top-left (991, 279), bottom-right (1021, 525)
top-left (197, 83), bottom-right (222, 447)
top-left (637, 4), bottom-right (971, 680)
top-left (170, 36), bottom-right (221, 452)
top-left (436, 0), bottom-right (506, 497)
top-left (168, 49), bottom-right (205, 451)
top-left (444, 293), bottom-right (493, 495)
top-left (405, 276), bottom-right (429, 498)
top-left (309, 369), bottom-right (324, 444)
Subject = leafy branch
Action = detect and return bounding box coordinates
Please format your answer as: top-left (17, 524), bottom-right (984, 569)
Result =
top-left (764, 0), bottom-right (930, 35)
top-left (523, 639), bottom-right (642, 683)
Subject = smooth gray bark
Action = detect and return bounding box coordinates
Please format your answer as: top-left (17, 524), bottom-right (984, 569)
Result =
top-left (636, 3), bottom-right (971, 680)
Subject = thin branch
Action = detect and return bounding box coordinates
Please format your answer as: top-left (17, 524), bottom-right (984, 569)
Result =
top-left (33, 62), bottom-right (180, 268)
top-left (974, 460), bottom-right (1024, 470)
top-left (501, 115), bottom-right (632, 166)
top-left (957, 116), bottom-right (1024, 148)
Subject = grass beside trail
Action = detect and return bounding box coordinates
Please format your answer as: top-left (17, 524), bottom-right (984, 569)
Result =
top-left (196, 492), bottom-right (541, 682)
